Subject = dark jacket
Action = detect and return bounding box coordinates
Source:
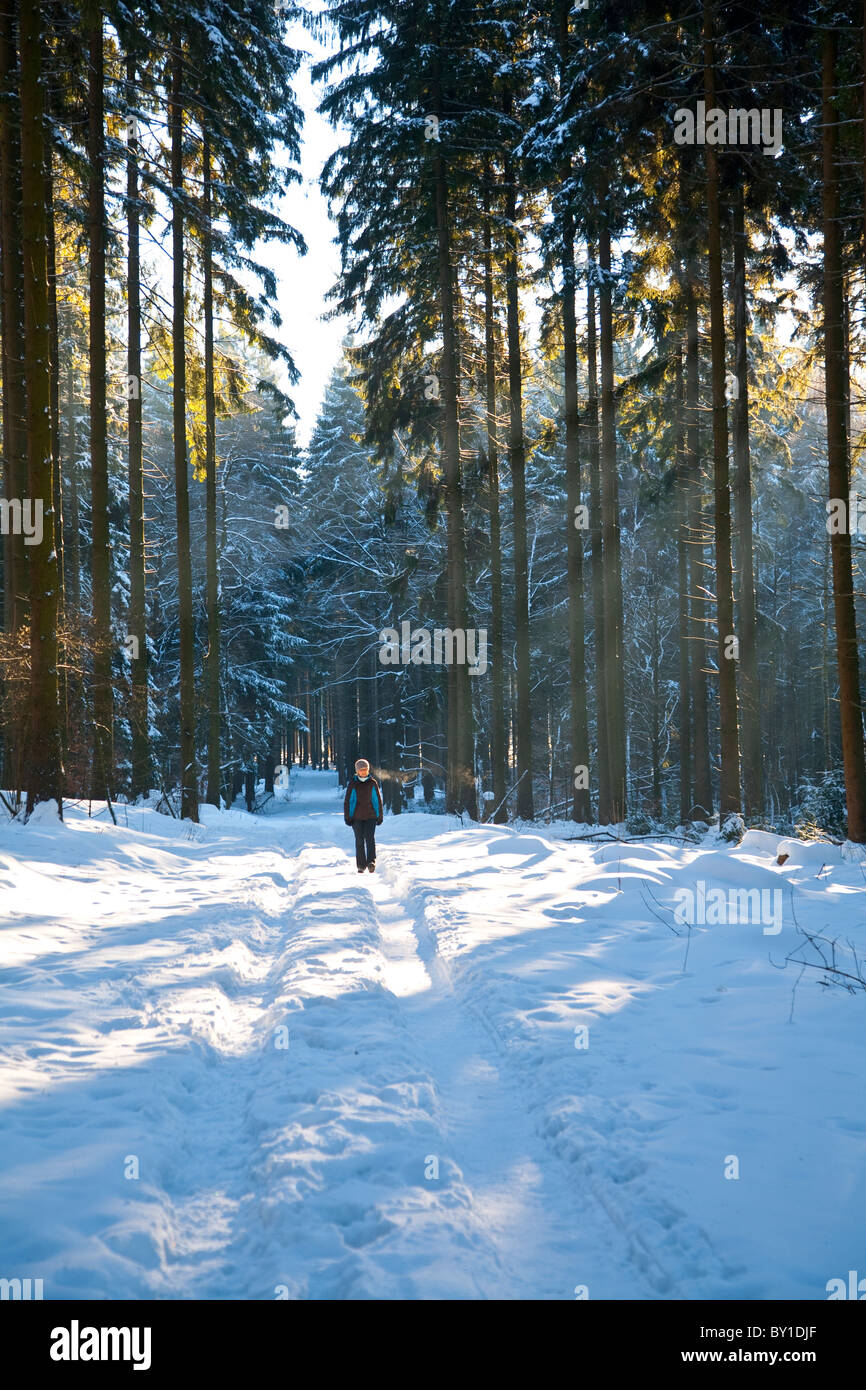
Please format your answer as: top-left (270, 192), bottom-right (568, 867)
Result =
top-left (344, 774), bottom-right (383, 826)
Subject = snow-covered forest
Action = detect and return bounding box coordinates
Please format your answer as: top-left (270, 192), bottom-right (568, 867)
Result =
top-left (1, 0), bottom-right (866, 1318)
top-left (1, 0), bottom-right (865, 835)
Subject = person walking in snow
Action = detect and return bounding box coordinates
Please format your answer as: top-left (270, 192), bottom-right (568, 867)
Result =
top-left (344, 758), bottom-right (383, 873)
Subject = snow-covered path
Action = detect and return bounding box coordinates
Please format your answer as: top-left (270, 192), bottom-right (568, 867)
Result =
top-left (1, 770), bottom-right (864, 1299)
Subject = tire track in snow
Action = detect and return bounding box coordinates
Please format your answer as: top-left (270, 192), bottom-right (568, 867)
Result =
top-left (380, 844), bottom-right (738, 1299)
top-left (366, 860), bottom-right (651, 1298)
top-left (116, 818), bottom-right (510, 1298)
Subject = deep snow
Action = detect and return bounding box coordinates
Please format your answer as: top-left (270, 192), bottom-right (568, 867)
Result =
top-left (1, 768), bottom-right (864, 1299)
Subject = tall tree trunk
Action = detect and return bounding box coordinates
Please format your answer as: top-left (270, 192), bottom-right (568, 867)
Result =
top-left (0, 0), bottom-right (27, 799)
top-left (730, 185), bottom-right (761, 820)
top-left (561, 206), bottom-right (590, 822)
top-left (45, 142), bottom-right (67, 770)
top-left (20, 0), bottom-right (61, 815)
top-left (504, 140), bottom-right (534, 821)
top-left (356, 657), bottom-right (370, 768)
top-left (170, 39), bottom-right (198, 821)
top-left (65, 350), bottom-right (81, 616)
top-left (704, 0), bottom-right (741, 818)
top-left (335, 652), bottom-right (348, 783)
top-left (597, 215), bottom-right (626, 822)
top-left (63, 333), bottom-right (86, 793)
top-left (822, 531), bottom-right (832, 772)
top-left (391, 673), bottom-right (403, 813)
top-left (822, 26), bottom-right (866, 841)
top-left (127, 57), bottom-right (150, 800)
top-left (87, 17), bottom-right (114, 800)
top-left (202, 127), bottom-right (221, 807)
top-left (650, 589), bottom-right (662, 817)
top-left (369, 650), bottom-right (380, 770)
top-left (482, 164), bottom-right (507, 822)
top-left (557, 0), bottom-right (590, 825)
top-left (0, 0), bottom-right (26, 639)
top-left (675, 339), bottom-right (692, 826)
top-left (686, 267), bottom-right (713, 820)
top-left (432, 101), bottom-right (476, 818)
top-left (315, 683), bottom-right (324, 768)
top-left (586, 269), bottom-right (609, 823)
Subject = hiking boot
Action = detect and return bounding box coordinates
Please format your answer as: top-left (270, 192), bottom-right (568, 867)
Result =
top-left (368, 863), bottom-right (376, 872)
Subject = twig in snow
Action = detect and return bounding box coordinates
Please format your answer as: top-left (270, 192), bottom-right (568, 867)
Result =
top-left (486, 768), bottom-right (528, 825)
top-left (638, 883), bottom-right (683, 936)
top-left (682, 921), bottom-right (693, 974)
top-left (772, 922), bottom-right (866, 996)
top-left (788, 964), bottom-right (806, 1024)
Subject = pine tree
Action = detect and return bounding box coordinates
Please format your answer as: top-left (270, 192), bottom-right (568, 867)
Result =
top-left (20, 0), bottom-right (61, 815)
top-left (169, 36), bottom-right (198, 821)
top-left (125, 55), bottom-right (151, 800)
top-left (821, 22), bottom-right (866, 842)
top-left (87, 10), bottom-right (114, 801)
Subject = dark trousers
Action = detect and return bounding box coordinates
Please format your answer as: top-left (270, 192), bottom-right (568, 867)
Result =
top-left (352, 819), bottom-right (377, 869)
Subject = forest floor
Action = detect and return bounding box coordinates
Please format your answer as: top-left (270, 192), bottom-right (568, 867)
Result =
top-left (1, 768), bottom-right (864, 1299)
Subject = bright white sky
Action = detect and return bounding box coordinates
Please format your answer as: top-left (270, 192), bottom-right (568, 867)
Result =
top-left (264, 11), bottom-right (349, 446)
